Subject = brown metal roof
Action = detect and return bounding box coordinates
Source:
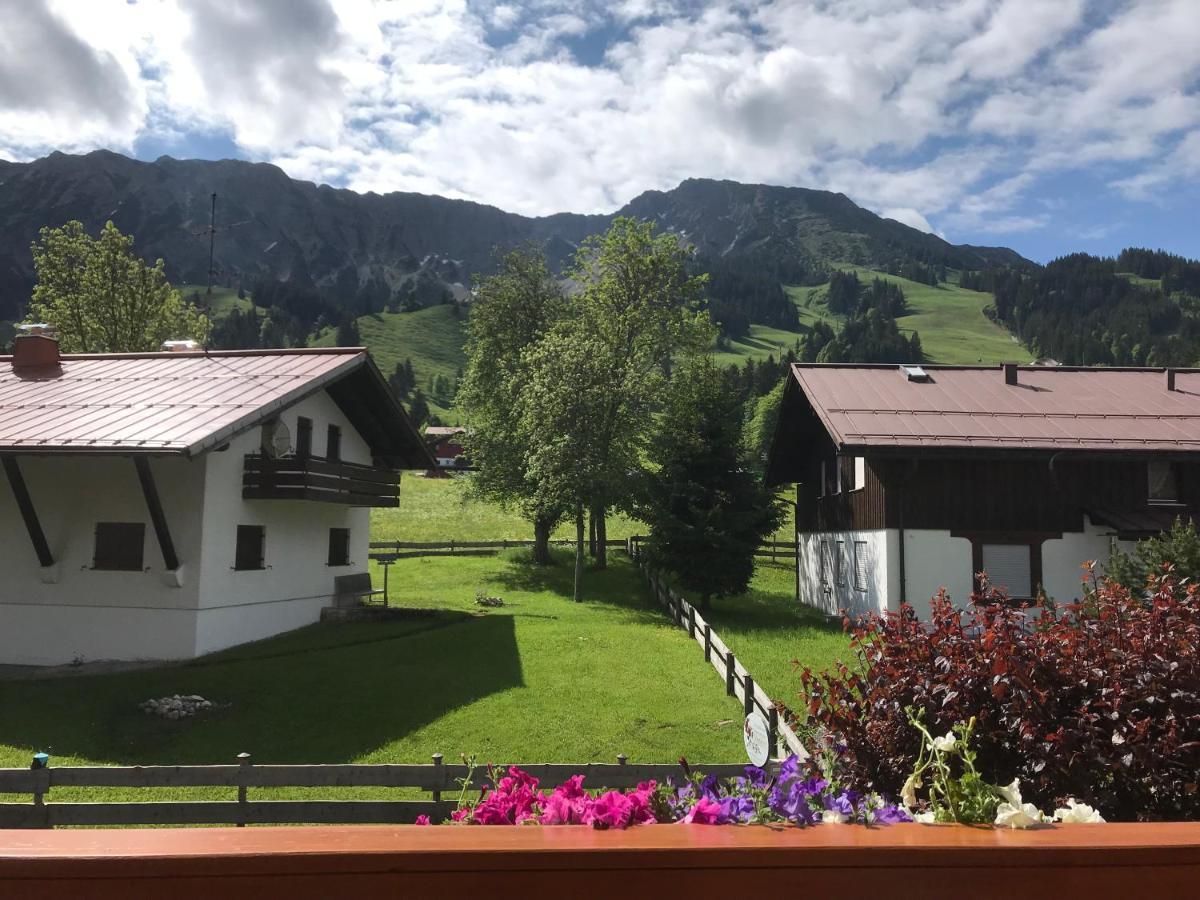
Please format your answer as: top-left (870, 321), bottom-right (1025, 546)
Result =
top-left (0, 347), bottom-right (433, 467)
top-left (789, 363), bottom-right (1200, 454)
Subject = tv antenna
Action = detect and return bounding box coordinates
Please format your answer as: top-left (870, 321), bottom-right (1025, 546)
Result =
top-left (191, 192), bottom-right (250, 294)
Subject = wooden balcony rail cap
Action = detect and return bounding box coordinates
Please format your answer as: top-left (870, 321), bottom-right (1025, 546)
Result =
top-left (0, 823), bottom-right (1199, 899)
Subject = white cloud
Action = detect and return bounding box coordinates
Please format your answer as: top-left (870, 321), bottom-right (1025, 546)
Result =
top-left (0, 0), bottom-right (1197, 241)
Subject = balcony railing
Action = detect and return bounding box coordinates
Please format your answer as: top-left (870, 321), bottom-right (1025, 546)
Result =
top-left (242, 454), bottom-right (400, 507)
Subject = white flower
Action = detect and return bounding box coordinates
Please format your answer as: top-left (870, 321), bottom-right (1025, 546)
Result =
top-left (995, 778), bottom-right (1023, 807)
top-left (821, 809), bottom-right (848, 824)
top-left (930, 732), bottom-right (957, 753)
top-left (900, 774), bottom-right (921, 809)
top-left (1053, 799), bottom-right (1106, 824)
top-left (913, 810), bottom-right (937, 824)
top-left (994, 801), bottom-right (1047, 829)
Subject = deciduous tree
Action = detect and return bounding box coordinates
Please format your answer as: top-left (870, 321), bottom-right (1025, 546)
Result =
top-left (28, 220), bottom-right (208, 352)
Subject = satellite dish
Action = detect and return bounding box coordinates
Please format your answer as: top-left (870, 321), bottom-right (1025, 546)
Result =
top-left (262, 420), bottom-right (292, 458)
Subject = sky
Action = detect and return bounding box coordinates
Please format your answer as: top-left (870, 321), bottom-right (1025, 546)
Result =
top-left (0, 0), bottom-right (1197, 264)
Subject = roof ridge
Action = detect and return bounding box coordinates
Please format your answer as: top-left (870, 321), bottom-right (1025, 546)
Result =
top-left (0, 347), bottom-right (367, 362)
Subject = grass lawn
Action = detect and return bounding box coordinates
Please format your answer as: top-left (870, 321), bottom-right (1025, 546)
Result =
top-left (375, 472), bottom-right (643, 544)
top-left (313, 305), bottom-right (467, 423)
top-left (177, 283), bottom-right (253, 320)
top-left (0, 552), bottom-right (747, 797)
top-left (677, 561), bottom-right (850, 709)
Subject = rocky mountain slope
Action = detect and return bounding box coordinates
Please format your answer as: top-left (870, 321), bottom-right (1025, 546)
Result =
top-left (0, 150), bottom-right (1032, 320)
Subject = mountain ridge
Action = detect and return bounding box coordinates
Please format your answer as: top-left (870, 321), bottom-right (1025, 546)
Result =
top-left (0, 149), bottom-right (1033, 320)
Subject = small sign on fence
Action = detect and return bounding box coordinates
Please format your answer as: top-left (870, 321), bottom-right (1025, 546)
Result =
top-left (743, 712), bottom-right (771, 767)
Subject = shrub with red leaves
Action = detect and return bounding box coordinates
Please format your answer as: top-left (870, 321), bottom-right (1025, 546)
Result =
top-left (800, 568), bottom-right (1200, 821)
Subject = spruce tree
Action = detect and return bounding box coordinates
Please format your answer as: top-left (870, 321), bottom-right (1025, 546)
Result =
top-left (637, 357), bottom-right (783, 608)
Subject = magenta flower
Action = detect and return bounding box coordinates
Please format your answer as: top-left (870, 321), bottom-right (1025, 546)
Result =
top-left (414, 815), bottom-right (431, 826)
top-left (681, 797), bottom-right (722, 825)
top-left (586, 790), bottom-right (634, 829)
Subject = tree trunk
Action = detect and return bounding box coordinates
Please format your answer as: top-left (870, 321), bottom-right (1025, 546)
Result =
top-left (573, 504), bottom-right (585, 603)
top-left (588, 509), bottom-right (597, 557)
top-left (595, 506), bottom-right (607, 569)
top-left (532, 515), bottom-right (553, 565)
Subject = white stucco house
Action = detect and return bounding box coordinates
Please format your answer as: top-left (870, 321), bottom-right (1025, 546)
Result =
top-left (0, 334), bottom-right (433, 665)
top-left (766, 363), bottom-right (1200, 619)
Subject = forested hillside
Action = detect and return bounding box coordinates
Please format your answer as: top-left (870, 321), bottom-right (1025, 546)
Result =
top-left (964, 249), bottom-right (1200, 366)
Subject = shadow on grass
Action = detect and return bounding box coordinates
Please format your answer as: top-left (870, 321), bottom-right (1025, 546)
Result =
top-left (0, 613), bottom-right (523, 766)
top-left (492, 549), bottom-right (667, 626)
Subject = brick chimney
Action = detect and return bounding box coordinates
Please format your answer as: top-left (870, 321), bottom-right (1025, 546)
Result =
top-left (1003, 362), bottom-right (1018, 385)
top-left (11, 333), bottom-right (61, 371)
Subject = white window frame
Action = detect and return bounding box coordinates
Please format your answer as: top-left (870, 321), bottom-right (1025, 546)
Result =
top-left (852, 456), bottom-right (866, 492)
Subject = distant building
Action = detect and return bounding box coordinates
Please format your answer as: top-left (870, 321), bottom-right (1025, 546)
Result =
top-left (424, 426), bottom-right (469, 469)
top-left (766, 363), bottom-right (1200, 619)
top-left (0, 335), bottom-right (433, 665)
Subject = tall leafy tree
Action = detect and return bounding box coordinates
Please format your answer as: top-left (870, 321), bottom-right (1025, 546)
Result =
top-left (638, 356), bottom-right (784, 608)
top-left (457, 246), bottom-right (569, 563)
top-left (565, 216), bottom-right (713, 569)
top-left (28, 220), bottom-right (208, 352)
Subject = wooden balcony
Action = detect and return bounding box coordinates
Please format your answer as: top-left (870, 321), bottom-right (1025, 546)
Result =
top-left (242, 454), bottom-right (399, 507)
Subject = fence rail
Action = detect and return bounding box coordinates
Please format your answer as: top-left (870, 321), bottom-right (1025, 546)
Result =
top-left (626, 536), bottom-right (806, 760)
top-left (368, 538), bottom-right (627, 560)
top-left (0, 755), bottom-right (763, 829)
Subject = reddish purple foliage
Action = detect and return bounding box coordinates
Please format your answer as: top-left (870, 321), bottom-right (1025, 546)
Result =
top-left (800, 569), bottom-right (1200, 821)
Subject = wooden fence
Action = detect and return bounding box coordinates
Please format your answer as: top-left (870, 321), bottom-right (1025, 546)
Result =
top-left (626, 536), bottom-right (807, 760)
top-left (369, 539), bottom-right (628, 560)
top-left (0, 755), bottom-right (759, 829)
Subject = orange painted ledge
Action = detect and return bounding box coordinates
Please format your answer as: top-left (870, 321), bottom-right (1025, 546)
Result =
top-left (2, 823), bottom-right (1199, 899)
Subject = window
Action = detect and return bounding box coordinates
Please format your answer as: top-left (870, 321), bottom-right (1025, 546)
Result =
top-left (1148, 461), bottom-right (1178, 504)
top-left (93, 522), bottom-right (145, 571)
top-left (296, 417), bottom-right (313, 459)
top-left (819, 540), bottom-right (831, 586)
top-left (234, 525), bottom-right (266, 571)
top-left (981, 543), bottom-right (1031, 598)
top-left (853, 541), bottom-right (869, 591)
top-left (326, 424), bottom-right (341, 462)
top-left (328, 528), bottom-right (351, 566)
top-left (835, 540), bottom-right (847, 586)
top-left (853, 456), bottom-right (867, 491)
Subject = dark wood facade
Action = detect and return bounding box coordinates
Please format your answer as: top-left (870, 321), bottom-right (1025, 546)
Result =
top-left (775, 377), bottom-right (1200, 538)
top-left (242, 454), bottom-right (400, 507)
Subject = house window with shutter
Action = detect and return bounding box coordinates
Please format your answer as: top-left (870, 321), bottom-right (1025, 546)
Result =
top-left (93, 522), bottom-right (145, 571)
top-left (328, 528), bottom-right (351, 566)
top-left (296, 417), bottom-right (313, 459)
top-left (234, 525), bottom-right (266, 571)
top-left (326, 424), bottom-right (341, 461)
top-left (981, 543), bottom-right (1032, 599)
top-left (836, 540), bottom-right (847, 586)
top-left (1148, 461), bottom-right (1179, 504)
top-left (819, 540), bottom-right (831, 586)
top-left (853, 541), bottom-right (869, 591)
top-left (852, 456), bottom-right (866, 491)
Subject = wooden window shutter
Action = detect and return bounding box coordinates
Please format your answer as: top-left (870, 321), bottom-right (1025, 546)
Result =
top-left (853, 541), bottom-right (868, 591)
top-left (235, 525), bottom-right (266, 571)
top-left (981, 543), bottom-right (1032, 598)
top-left (327, 528), bottom-right (351, 566)
top-left (296, 417), bottom-right (313, 459)
top-left (326, 424), bottom-right (341, 462)
top-left (93, 522), bottom-right (145, 571)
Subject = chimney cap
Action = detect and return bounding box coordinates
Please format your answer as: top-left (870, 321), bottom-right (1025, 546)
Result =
top-left (1002, 362), bottom-right (1019, 385)
top-left (16, 323), bottom-right (55, 336)
top-left (11, 332), bottom-right (62, 371)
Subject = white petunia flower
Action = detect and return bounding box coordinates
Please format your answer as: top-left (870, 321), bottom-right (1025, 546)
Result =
top-left (995, 801), bottom-right (1046, 828)
top-left (931, 732), bottom-right (957, 753)
top-left (821, 809), bottom-right (848, 824)
top-left (913, 810), bottom-right (936, 824)
top-left (901, 774), bottom-right (920, 809)
top-left (1053, 799), bottom-right (1105, 823)
top-left (995, 778), bottom-right (1023, 807)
